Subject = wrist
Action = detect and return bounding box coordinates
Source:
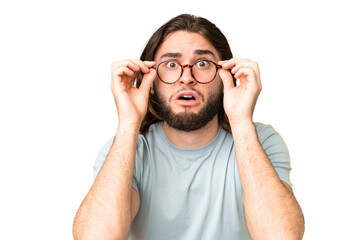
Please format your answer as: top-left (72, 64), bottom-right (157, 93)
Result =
top-left (230, 120), bottom-right (258, 145)
top-left (230, 120), bottom-right (256, 136)
top-left (229, 118), bottom-right (255, 130)
top-left (116, 122), bottom-right (141, 136)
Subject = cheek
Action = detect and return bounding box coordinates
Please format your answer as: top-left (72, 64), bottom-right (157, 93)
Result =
top-left (208, 77), bottom-right (223, 96)
top-left (154, 79), bottom-right (165, 93)
top-left (216, 74), bottom-right (223, 85)
top-left (154, 81), bottom-right (174, 101)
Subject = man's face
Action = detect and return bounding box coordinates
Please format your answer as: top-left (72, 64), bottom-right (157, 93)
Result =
top-left (153, 31), bottom-right (223, 131)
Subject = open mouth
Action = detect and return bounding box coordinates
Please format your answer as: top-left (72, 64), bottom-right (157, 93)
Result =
top-left (175, 91), bottom-right (200, 106)
top-left (178, 95), bottom-right (196, 101)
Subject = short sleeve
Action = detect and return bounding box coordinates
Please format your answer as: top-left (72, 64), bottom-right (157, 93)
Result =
top-left (93, 137), bottom-right (139, 192)
top-left (254, 123), bottom-right (293, 188)
top-left (93, 137), bottom-right (114, 179)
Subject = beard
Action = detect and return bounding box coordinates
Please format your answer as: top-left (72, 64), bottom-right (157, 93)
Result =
top-left (153, 87), bottom-right (223, 132)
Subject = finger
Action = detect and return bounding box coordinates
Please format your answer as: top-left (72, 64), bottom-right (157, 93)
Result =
top-left (144, 61), bottom-right (156, 68)
top-left (231, 58), bottom-right (251, 62)
top-left (131, 60), bottom-right (156, 74)
top-left (112, 60), bottom-right (134, 69)
top-left (217, 60), bottom-right (229, 66)
top-left (230, 61), bottom-right (257, 73)
top-left (112, 60), bottom-right (152, 74)
top-left (218, 60), bottom-right (234, 70)
top-left (219, 68), bottom-right (234, 92)
top-left (233, 68), bottom-right (260, 91)
top-left (131, 60), bottom-right (153, 73)
top-left (127, 61), bottom-right (142, 73)
top-left (234, 67), bottom-right (255, 80)
top-left (113, 67), bottom-right (136, 79)
top-left (219, 58), bottom-right (251, 69)
top-left (138, 69), bottom-right (157, 96)
top-left (218, 58), bottom-right (251, 64)
top-left (228, 62), bottom-right (260, 86)
top-left (111, 61), bottom-right (139, 77)
top-left (219, 59), bottom-right (262, 90)
top-left (253, 62), bottom-right (262, 87)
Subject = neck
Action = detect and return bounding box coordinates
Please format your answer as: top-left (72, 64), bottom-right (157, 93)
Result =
top-left (162, 115), bottom-right (220, 149)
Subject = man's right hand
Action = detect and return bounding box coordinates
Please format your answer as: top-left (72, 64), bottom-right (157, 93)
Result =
top-left (111, 60), bottom-right (157, 132)
top-left (73, 60), bottom-right (155, 239)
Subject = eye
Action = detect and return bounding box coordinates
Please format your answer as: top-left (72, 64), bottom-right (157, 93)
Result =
top-left (196, 60), bottom-right (210, 68)
top-left (165, 61), bottom-right (179, 69)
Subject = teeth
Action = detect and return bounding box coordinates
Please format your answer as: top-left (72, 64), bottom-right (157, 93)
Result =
top-left (179, 95), bottom-right (195, 100)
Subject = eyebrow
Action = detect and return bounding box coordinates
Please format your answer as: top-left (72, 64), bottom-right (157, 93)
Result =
top-left (160, 49), bottom-right (216, 60)
top-left (160, 52), bottom-right (182, 60)
top-left (194, 49), bottom-right (216, 59)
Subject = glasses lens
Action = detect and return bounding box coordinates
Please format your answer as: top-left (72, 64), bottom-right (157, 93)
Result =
top-left (192, 60), bottom-right (217, 83)
top-left (157, 61), bottom-right (182, 83)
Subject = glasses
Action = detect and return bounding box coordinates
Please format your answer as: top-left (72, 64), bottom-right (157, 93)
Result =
top-left (152, 60), bottom-right (221, 84)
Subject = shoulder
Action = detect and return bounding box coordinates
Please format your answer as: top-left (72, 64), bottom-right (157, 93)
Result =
top-left (92, 124), bottom-right (160, 178)
top-left (137, 122), bottom-right (162, 148)
top-left (253, 122), bottom-right (292, 186)
top-left (254, 122), bottom-right (277, 140)
top-left (253, 122), bottom-right (290, 163)
top-left (93, 137), bottom-right (114, 178)
top-left (253, 122), bottom-right (286, 149)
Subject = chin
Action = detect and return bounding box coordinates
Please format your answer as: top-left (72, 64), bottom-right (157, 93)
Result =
top-left (178, 108), bottom-right (199, 114)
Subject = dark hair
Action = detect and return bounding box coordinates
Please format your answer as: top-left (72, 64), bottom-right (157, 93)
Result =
top-left (137, 14), bottom-right (234, 133)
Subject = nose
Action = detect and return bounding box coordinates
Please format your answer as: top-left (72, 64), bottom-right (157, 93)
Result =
top-left (179, 65), bottom-right (196, 85)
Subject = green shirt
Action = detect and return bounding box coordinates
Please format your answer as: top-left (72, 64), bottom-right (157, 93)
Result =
top-left (94, 122), bottom-right (292, 240)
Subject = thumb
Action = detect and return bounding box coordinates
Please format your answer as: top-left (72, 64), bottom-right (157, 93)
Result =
top-left (139, 69), bottom-right (157, 96)
top-left (219, 69), bottom-right (234, 92)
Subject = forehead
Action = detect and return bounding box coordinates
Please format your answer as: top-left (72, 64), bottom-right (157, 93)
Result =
top-left (154, 31), bottom-right (220, 61)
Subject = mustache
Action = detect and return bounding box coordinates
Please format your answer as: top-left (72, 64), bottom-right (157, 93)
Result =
top-left (169, 87), bottom-right (205, 102)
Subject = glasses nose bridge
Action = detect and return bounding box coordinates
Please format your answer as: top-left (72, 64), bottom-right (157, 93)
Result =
top-left (179, 63), bottom-right (195, 81)
top-left (181, 63), bottom-right (193, 72)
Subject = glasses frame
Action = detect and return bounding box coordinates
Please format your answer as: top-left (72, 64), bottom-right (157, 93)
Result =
top-left (151, 60), bottom-right (222, 84)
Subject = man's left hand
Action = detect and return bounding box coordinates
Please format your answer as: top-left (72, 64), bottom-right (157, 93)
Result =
top-left (218, 58), bottom-right (262, 125)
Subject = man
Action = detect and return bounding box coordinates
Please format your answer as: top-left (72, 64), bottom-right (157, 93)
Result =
top-left (73, 14), bottom-right (305, 240)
